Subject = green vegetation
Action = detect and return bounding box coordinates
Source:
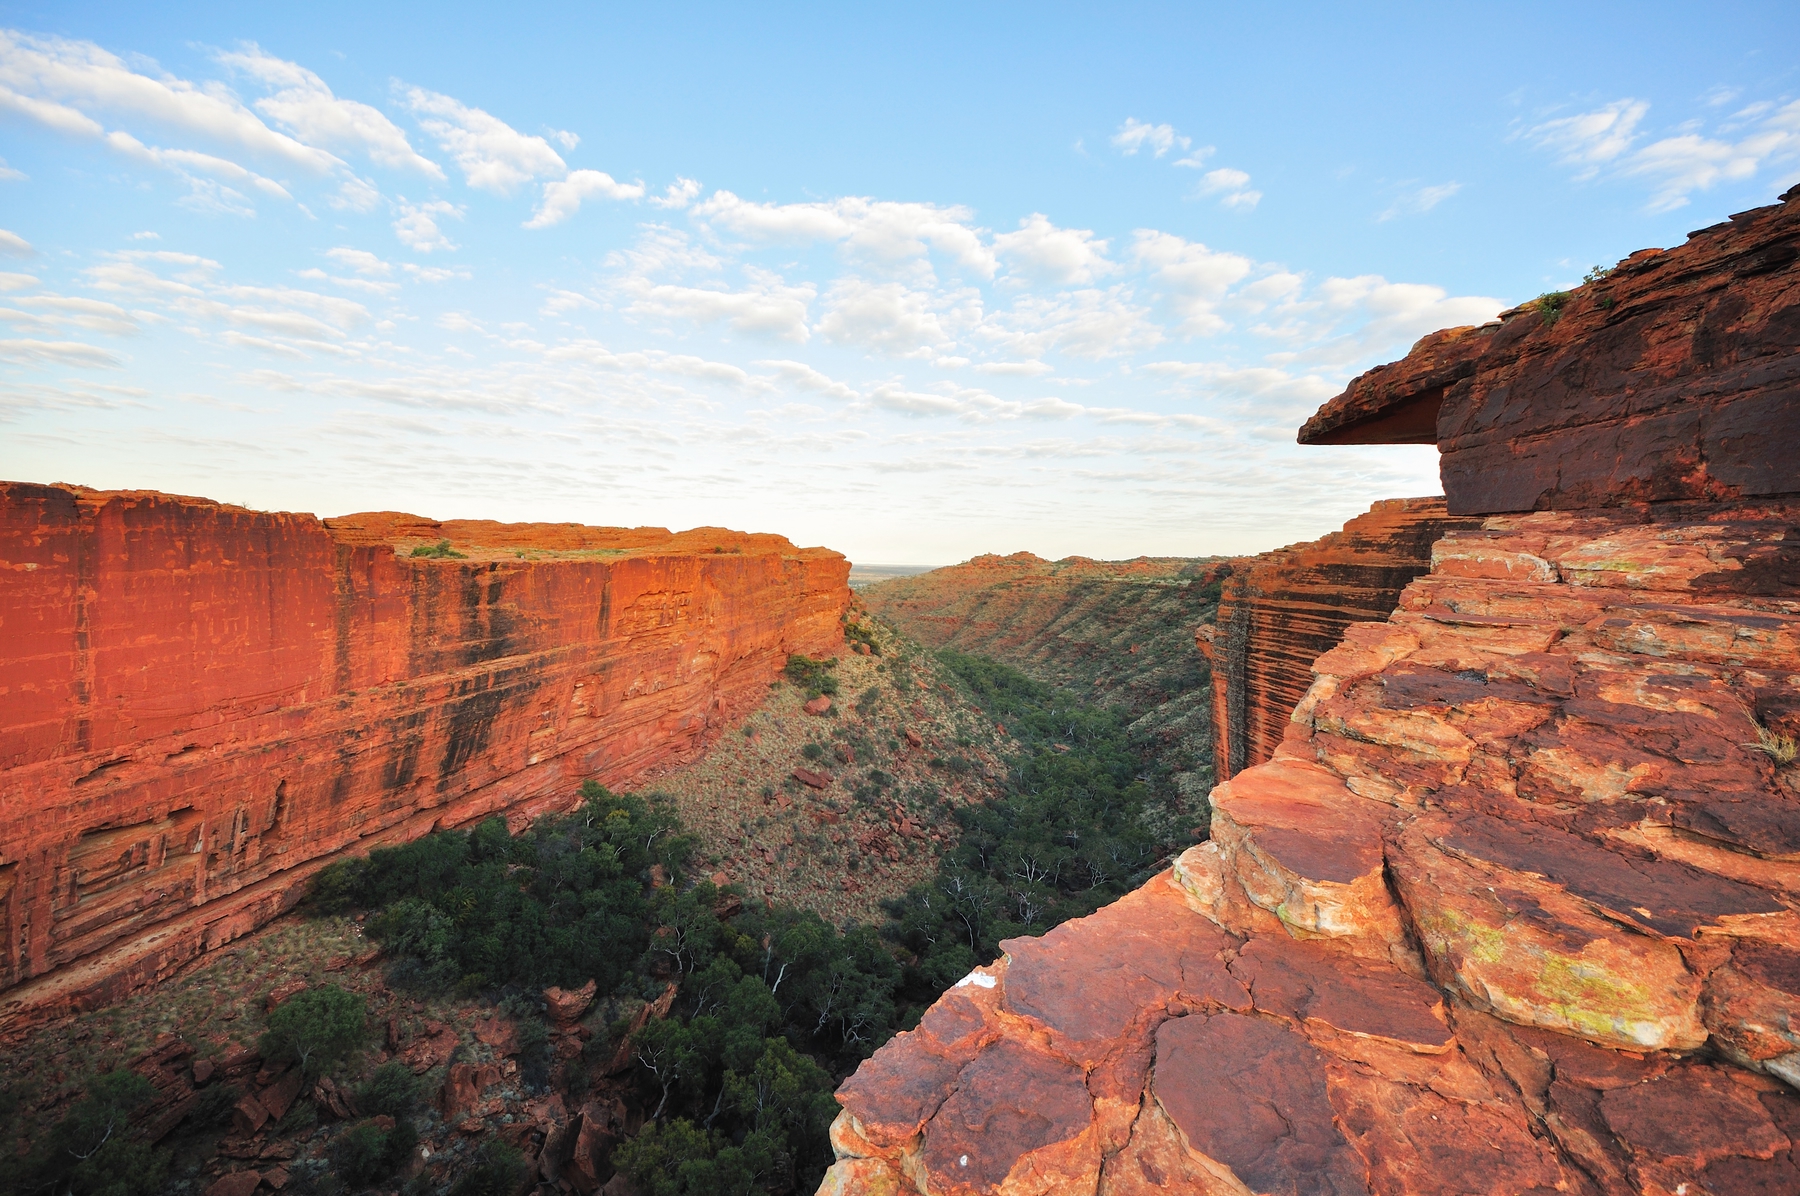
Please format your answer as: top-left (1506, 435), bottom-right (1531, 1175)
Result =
top-left (261, 984), bottom-right (367, 1079)
top-left (0, 1070), bottom-right (170, 1196)
top-left (1534, 290), bottom-right (1571, 325)
top-left (783, 653), bottom-right (839, 698)
top-left (409, 538), bottom-right (467, 559)
top-left (884, 650), bottom-right (1169, 998)
top-left (1582, 263), bottom-right (1616, 284)
top-left (312, 780), bottom-right (893, 1191)
top-left (329, 1115), bottom-right (418, 1187)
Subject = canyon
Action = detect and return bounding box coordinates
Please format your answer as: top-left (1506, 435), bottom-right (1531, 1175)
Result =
top-left (0, 485), bottom-right (848, 1033)
top-left (819, 191), bottom-right (1800, 1195)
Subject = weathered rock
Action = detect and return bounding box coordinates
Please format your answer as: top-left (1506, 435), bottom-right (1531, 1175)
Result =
top-left (822, 197), bottom-right (1800, 1193)
top-left (793, 767), bottom-right (833, 789)
top-left (1203, 498), bottom-right (1483, 780)
top-left (0, 483), bottom-right (848, 1031)
top-left (204, 1173), bottom-right (262, 1196)
top-left (544, 979), bottom-right (597, 1029)
top-left (257, 1068), bottom-right (304, 1123)
top-left (804, 695), bottom-right (833, 715)
top-left (440, 1062), bottom-right (503, 1120)
top-left (1301, 188), bottom-right (1800, 516)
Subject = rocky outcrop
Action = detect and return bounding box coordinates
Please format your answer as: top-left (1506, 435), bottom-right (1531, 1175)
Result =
top-left (0, 483), bottom-right (847, 1031)
top-left (1198, 498), bottom-right (1482, 781)
top-left (821, 191), bottom-right (1800, 1196)
top-left (1299, 185), bottom-right (1800, 516)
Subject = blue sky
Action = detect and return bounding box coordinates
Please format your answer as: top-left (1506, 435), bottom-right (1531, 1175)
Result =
top-left (1, 3), bottom-right (1795, 563)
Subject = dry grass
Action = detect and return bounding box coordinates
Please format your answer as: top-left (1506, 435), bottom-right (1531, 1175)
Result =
top-left (635, 620), bottom-right (1012, 925)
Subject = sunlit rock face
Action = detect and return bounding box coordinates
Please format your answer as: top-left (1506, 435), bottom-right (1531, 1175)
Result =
top-left (819, 190), bottom-right (1800, 1196)
top-left (0, 483), bottom-right (848, 1032)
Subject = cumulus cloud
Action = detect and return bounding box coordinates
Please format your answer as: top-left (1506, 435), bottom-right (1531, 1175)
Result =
top-left (984, 286), bottom-right (1162, 360)
top-left (327, 247), bottom-right (392, 276)
top-left (694, 192), bottom-right (996, 277)
top-left (816, 279), bottom-right (957, 355)
top-left (393, 199), bottom-right (461, 252)
top-left (1192, 167), bottom-right (1261, 210)
top-left (1131, 230), bottom-right (1253, 335)
top-left (0, 30), bottom-right (340, 173)
top-left (220, 45), bottom-right (443, 177)
top-left (525, 169), bottom-right (646, 228)
top-left (0, 229), bottom-right (32, 256)
top-left (0, 271), bottom-right (36, 290)
top-left (648, 177), bottom-right (702, 210)
top-left (404, 86), bottom-right (566, 193)
top-left (1112, 118), bottom-right (1190, 158)
top-left (622, 269), bottom-right (815, 342)
top-left (1525, 99), bottom-right (1648, 176)
top-left (994, 214), bottom-right (1113, 286)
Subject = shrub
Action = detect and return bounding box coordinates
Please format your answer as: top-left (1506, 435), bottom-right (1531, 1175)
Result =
top-left (783, 654), bottom-right (839, 697)
top-left (409, 539), bottom-right (466, 559)
top-left (261, 984), bottom-right (368, 1079)
top-left (447, 1140), bottom-right (528, 1196)
top-left (354, 1061), bottom-right (421, 1119)
top-left (330, 1116), bottom-right (417, 1187)
top-left (1534, 290), bottom-right (1571, 325)
top-left (0, 1070), bottom-right (170, 1196)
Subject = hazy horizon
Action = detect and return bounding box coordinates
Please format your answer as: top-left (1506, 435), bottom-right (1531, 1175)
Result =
top-left (1, 3), bottom-right (1795, 562)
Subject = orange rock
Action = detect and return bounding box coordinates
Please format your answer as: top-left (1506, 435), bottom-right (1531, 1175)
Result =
top-left (544, 978), bottom-right (597, 1029)
top-left (804, 695), bottom-right (834, 714)
top-left (440, 1062), bottom-right (503, 1120)
top-left (0, 483), bottom-right (848, 1031)
top-left (793, 767), bottom-right (832, 789)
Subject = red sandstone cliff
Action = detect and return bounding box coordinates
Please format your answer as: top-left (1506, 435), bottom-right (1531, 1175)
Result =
top-left (1199, 498), bottom-right (1482, 782)
top-left (0, 484), bottom-right (847, 1031)
top-left (819, 193), bottom-right (1800, 1195)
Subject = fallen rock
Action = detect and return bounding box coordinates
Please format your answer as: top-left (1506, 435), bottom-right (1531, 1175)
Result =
top-left (794, 767), bottom-right (832, 789)
top-left (545, 978), bottom-right (597, 1029)
top-left (204, 1173), bottom-right (262, 1196)
top-left (804, 695), bottom-right (833, 715)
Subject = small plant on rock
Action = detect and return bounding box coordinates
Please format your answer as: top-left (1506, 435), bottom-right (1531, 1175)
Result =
top-left (409, 538), bottom-right (466, 559)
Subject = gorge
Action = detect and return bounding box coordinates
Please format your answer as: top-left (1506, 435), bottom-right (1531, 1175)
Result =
top-left (818, 190), bottom-right (1800, 1195)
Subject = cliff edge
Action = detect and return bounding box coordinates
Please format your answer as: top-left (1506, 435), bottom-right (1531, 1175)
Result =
top-left (0, 486), bottom-right (848, 1032)
top-left (819, 193), bottom-right (1800, 1195)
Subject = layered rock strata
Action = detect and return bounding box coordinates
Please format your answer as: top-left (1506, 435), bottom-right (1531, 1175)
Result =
top-left (821, 192), bottom-right (1800, 1196)
top-left (824, 504), bottom-right (1800, 1196)
top-left (1198, 498), bottom-right (1481, 781)
top-left (0, 483), bottom-right (847, 1030)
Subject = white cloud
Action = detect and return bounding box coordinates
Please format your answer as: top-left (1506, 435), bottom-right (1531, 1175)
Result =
top-left (403, 263), bottom-right (470, 283)
top-left (0, 271), bottom-right (36, 290)
top-left (816, 279), bottom-right (955, 355)
top-left (972, 360), bottom-right (1053, 376)
top-left (1525, 99), bottom-right (1648, 176)
top-left (129, 230), bottom-right (160, 240)
top-left (623, 269), bottom-right (815, 342)
top-left (1378, 181), bottom-right (1462, 221)
top-left (753, 359), bottom-right (859, 400)
top-left (0, 293), bottom-right (140, 336)
top-left (1526, 96), bottom-right (1800, 212)
top-left (541, 288), bottom-right (597, 316)
top-left (1193, 167), bottom-right (1261, 210)
top-left (0, 337), bottom-right (121, 366)
top-left (327, 247), bottom-right (392, 277)
top-left (0, 155), bottom-right (22, 180)
top-left (1131, 230), bottom-right (1253, 335)
top-left (220, 45), bottom-right (443, 178)
top-left (694, 192), bottom-right (996, 277)
top-left (648, 177), bottom-right (702, 209)
top-left (525, 169), bottom-right (646, 228)
top-left (1112, 118), bottom-right (1190, 158)
top-left (1302, 275), bottom-right (1505, 365)
top-left (393, 199), bottom-right (461, 252)
top-left (0, 30), bottom-right (340, 174)
top-left (0, 229), bottom-right (32, 256)
top-left (993, 214), bottom-right (1112, 285)
top-left (984, 287), bottom-right (1162, 360)
top-left (404, 86), bottom-right (566, 194)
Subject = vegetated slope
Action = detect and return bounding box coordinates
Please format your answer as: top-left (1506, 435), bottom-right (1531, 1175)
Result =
top-left (0, 642), bottom-right (1158, 1196)
top-left (634, 616), bottom-right (1016, 925)
top-left (860, 553), bottom-right (1231, 837)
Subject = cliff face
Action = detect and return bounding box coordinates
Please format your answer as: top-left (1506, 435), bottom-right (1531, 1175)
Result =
top-left (0, 483), bottom-right (847, 1030)
top-left (1199, 498), bottom-right (1482, 782)
top-left (821, 192), bottom-right (1800, 1196)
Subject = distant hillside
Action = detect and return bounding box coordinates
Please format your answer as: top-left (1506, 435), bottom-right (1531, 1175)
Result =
top-left (859, 551), bottom-right (1233, 837)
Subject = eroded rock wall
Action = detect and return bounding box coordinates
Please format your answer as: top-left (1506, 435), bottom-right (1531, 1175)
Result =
top-left (1299, 186), bottom-right (1800, 515)
top-left (1199, 497), bottom-right (1481, 781)
top-left (825, 504), bottom-right (1800, 1196)
top-left (0, 483), bottom-right (847, 1030)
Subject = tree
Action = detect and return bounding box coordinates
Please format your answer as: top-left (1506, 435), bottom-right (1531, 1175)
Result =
top-left (261, 985), bottom-right (367, 1079)
top-left (8, 1070), bottom-right (170, 1196)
